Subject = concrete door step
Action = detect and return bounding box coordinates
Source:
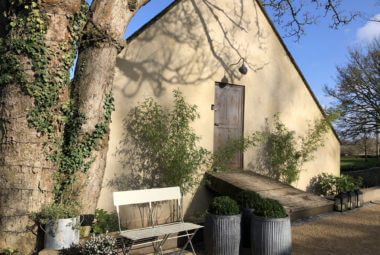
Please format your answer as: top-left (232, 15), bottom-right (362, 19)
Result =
top-left (206, 170), bottom-right (334, 221)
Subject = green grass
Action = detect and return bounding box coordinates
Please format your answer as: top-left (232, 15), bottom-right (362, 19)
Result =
top-left (341, 157), bottom-right (380, 172)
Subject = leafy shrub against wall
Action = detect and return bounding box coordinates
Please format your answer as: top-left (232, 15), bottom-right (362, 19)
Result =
top-left (117, 89), bottom-right (210, 194)
top-left (261, 113), bottom-right (337, 184)
top-left (311, 173), bottom-right (363, 196)
top-left (91, 209), bottom-right (119, 235)
top-left (212, 134), bottom-right (261, 172)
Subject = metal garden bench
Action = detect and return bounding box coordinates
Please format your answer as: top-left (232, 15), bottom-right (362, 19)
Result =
top-left (113, 187), bottom-right (203, 255)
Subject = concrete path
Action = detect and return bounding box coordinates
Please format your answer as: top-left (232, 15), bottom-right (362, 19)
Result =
top-left (206, 171), bottom-right (334, 221)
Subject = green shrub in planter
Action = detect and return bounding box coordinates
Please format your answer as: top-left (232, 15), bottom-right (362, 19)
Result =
top-left (208, 196), bottom-right (239, 215)
top-left (32, 203), bottom-right (80, 225)
top-left (253, 198), bottom-right (287, 218)
top-left (236, 190), bottom-right (261, 209)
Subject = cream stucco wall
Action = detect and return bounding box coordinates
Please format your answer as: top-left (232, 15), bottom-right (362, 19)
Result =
top-left (97, 0), bottom-right (340, 220)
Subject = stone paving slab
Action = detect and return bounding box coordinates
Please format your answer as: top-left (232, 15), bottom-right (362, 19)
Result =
top-left (206, 170), bottom-right (334, 221)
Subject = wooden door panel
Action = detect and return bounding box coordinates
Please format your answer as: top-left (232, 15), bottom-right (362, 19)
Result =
top-left (214, 83), bottom-right (244, 168)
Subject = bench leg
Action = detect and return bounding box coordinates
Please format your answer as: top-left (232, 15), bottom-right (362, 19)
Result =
top-left (118, 237), bottom-right (134, 255)
top-left (181, 229), bottom-right (198, 255)
top-left (153, 234), bottom-right (169, 255)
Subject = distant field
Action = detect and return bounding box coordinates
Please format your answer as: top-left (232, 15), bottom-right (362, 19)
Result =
top-left (341, 157), bottom-right (380, 172)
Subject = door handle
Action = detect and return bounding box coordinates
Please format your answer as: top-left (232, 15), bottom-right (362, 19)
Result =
top-left (214, 123), bottom-right (220, 126)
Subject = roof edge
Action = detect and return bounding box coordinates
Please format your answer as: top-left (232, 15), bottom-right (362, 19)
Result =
top-left (126, 0), bottom-right (183, 43)
top-left (255, 0), bottom-right (341, 144)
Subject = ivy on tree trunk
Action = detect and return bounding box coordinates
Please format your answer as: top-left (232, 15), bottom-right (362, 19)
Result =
top-left (0, 0), bottom-right (150, 253)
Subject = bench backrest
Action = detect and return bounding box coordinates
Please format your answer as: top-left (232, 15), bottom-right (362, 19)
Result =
top-left (113, 187), bottom-right (183, 232)
top-left (113, 187), bottom-right (181, 206)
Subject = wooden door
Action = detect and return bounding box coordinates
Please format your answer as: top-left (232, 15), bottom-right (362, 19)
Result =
top-left (213, 83), bottom-right (245, 169)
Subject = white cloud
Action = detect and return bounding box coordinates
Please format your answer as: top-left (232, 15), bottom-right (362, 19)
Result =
top-left (356, 14), bottom-right (380, 43)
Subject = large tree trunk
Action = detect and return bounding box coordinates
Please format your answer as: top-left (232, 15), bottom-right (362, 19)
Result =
top-left (364, 131), bottom-right (368, 161)
top-left (0, 1), bottom-right (81, 253)
top-left (73, 0), bottom-right (149, 214)
top-left (376, 124), bottom-right (379, 159)
top-left (0, 0), bottom-right (150, 252)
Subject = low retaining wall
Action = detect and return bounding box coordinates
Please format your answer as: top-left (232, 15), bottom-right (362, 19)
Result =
top-left (362, 186), bottom-right (380, 203)
top-left (345, 167), bottom-right (380, 188)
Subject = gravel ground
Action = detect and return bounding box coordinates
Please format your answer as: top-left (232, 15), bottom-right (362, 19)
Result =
top-left (169, 203), bottom-right (380, 255)
top-left (292, 203), bottom-right (380, 255)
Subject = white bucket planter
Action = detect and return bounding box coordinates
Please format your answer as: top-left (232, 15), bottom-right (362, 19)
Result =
top-left (43, 217), bottom-right (79, 250)
top-left (251, 215), bottom-right (291, 255)
top-left (204, 213), bottom-right (241, 255)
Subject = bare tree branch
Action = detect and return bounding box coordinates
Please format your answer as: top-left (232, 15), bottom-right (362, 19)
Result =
top-left (261, 0), bottom-right (360, 40)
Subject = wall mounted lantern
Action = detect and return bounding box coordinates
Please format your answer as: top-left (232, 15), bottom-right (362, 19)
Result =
top-left (229, 57), bottom-right (248, 75)
top-left (238, 59), bottom-right (248, 75)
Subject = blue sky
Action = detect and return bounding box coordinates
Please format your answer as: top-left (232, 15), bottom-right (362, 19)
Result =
top-left (87, 0), bottom-right (380, 107)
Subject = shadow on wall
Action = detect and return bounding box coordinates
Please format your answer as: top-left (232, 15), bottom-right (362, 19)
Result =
top-left (114, 0), bottom-right (268, 99)
top-left (107, 0), bottom-right (277, 222)
top-left (306, 175), bottom-right (324, 195)
top-left (184, 182), bottom-right (215, 220)
top-left (117, 201), bottom-right (181, 229)
top-left (248, 117), bottom-right (270, 174)
top-left (110, 0), bottom-right (270, 189)
top-left (107, 108), bottom-right (162, 190)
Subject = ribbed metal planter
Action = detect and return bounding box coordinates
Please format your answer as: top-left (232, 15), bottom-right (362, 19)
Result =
top-left (204, 213), bottom-right (241, 255)
top-left (251, 215), bottom-right (291, 255)
top-left (241, 208), bottom-right (254, 248)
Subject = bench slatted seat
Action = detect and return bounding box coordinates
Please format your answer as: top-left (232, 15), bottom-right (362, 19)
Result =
top-left (113, 187), bottom-right (203, 255)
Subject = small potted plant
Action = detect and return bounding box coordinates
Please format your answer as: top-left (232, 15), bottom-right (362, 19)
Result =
top-left (61, 234), bottom-right (118, 255)
top-left (334, 174), bottom-right (363, 211)
top-left (33, 202), bottom-right (80, 250)
top-left (204, 196), bottom-right (241, 255)
top-left (251, 198), bottom-right (291, 255)
top-left (236, 190), bottom-right (261, 249)
top-left (80, 235), bottom-right (118, 255)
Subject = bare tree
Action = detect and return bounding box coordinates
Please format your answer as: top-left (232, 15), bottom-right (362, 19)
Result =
top-left (325, 40), bottom-right (380, 158)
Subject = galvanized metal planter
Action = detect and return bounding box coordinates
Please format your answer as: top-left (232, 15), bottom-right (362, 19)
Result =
top-left (241, 208), bottom-right (254, 248)
top-left (44, 217), bottom-right (79, 250)
top-left (251, 215), bottom-right (291, 255)
top-left (204, 213), bottom-right (241, 255)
